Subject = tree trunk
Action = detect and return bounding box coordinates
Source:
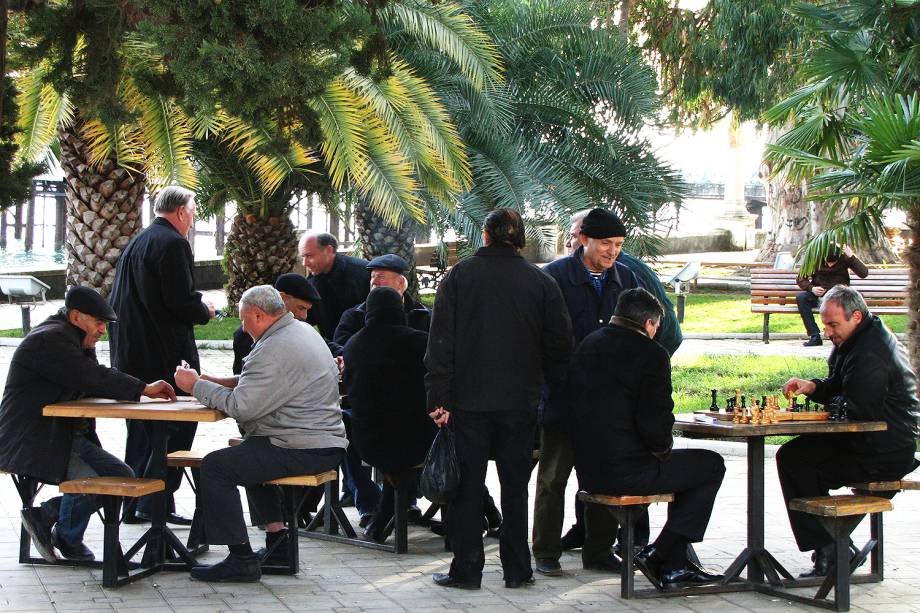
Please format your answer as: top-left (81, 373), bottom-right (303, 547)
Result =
top-left (619, 0), bottom-right (630, 33)
top-left (223, 213), bottom-right (297, 311)
top-left (756, 177), bottom-right (809, 262)
top-left (905, 207), bottom-right (920, 375)
top-left (354, 201), bottom-right (421, 297)
top-left (59, 115), bottom-right (144, 295)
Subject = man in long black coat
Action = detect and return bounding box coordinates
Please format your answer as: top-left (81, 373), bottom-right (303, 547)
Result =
top-left (0, 287), bottom-right (175, 562)
top-left (570, 288), bottom-right (725, 588)
top-left (425, 209), bottom-right (573, 590)
top-left (108, 185), bottom-right (214, 523)
top-left (299, 231), bottom-right (370, 340)
top-left (342, 287), bottom-right (436, 542)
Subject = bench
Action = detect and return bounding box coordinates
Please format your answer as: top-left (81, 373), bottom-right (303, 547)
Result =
top-left (845, 478), bottom-right (919, 582)
top-left (58, 477), bottom-right (165, 587)
top-left (578, 491), bottom-right (674, 598)
top-left (751, 268), bottom-right (908, 342)
top-left (782, 495), bottom-right (893, 611)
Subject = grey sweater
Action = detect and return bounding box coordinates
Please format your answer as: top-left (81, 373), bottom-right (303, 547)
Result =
top-left (193, 312), bottom-right (347, 450)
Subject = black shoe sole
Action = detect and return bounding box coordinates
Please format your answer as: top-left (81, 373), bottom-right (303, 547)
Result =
top-left (535, 567), bottom-right (564, 577)
top-left (20, 510), bottom-right (57, 563)
top-left (190, 572), bottom-right (262, 582)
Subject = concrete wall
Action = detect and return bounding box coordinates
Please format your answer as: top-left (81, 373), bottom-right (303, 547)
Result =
top-left (660, 230), bottom-right (737, 254)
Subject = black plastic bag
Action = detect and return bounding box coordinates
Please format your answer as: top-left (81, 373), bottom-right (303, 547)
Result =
top-left (419, 422), bottom-right (460, 504)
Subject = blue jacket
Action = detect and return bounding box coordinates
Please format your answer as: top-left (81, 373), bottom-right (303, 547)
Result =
top-left (540, 248), bottom-right (640, 427)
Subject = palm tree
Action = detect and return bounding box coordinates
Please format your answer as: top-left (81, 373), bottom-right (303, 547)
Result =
top-left (14, 36), bottom-right (196, 294)
top-left (764, 0), bottom-right (920, 367)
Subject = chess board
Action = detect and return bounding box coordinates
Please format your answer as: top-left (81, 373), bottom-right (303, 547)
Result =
top-left (692, 410), bottom-right (830, 422)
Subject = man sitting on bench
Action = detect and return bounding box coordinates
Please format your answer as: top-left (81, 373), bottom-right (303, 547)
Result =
top-left (0, 286), bottom-right (176, 563)
top-left (778, 285), bottom-right (919, 577)
top-left (570, 288), bottom-right (725, 588)
top-left (175, 285), bottom-right (347, 582)
top-left (796, 244), bottom-right (868, 346)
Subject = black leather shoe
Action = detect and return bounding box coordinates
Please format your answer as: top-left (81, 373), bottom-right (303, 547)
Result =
top-left (407, 506), bottom-right (425, 526)
top-left (257, 530), bottom-right (291, 566)
top-left (559, 524), bottom-right (584, 550)
top-left (432, 573), bottom-right (481, 590)
top-left (191, 552), bottom-right (262, 582)
top-left (51, 526), bottom-right (95, 561)
top-left (804, 335), bottom-right (823, 347)
top-left (583, 552), bottom-right (623, 573)
top-left (133, 511), bottom-right (193, 526)
top-left (505, 575), bottom-right (535, 588)
top-left (635, 544), bottom-right (664, 583)
top-left (800, 544), bottom-right (833, 577)
top-left (339, 491), bottom-right (355, 507)
top-left (535, 557), bottom-right (563, 576)
top-left (358, 513), bottom-right (375, 529)
top-left (21, 507), bottom-right (58, 562)
top-left (485, 504), bottom-right (503, 533)
top-left (662, 565), bottom-right (724, 588)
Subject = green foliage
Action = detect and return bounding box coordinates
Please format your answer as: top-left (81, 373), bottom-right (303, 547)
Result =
top-left (763, 0), bottom-right (920, 274)
top-left (632, 0), bottom-right (803, 127)
top-left (0, 78), bottom-right (45, 211)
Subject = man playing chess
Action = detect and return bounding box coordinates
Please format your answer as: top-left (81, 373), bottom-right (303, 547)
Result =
top-left (570, 288), bottom-right (725, 588)
top-left (778, 285), bottom-right (919, 577)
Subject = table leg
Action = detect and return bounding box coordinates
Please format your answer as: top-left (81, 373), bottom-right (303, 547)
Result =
top-left (747, 435), bottom-right (765, 584)
top-left (141, 423), bottom-right (168, 567)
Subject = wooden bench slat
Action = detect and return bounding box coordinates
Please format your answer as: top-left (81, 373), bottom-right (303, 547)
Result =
top-left (166, 450), bottom-right (206, 468)
top-left (266, 470), bottom-right (337, 487)
top-left (790, 495), bottom-right (893, 517)
top-left (577, 491), bottom-right (674, 506)
top-left (849, 478), bottom-right (920, 492)
top-left (228, 437), bottom-right (243, 447)
top-left (60, 476), bottom-right (165, 497)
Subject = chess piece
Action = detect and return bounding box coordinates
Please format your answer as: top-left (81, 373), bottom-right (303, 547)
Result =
top-left (761, 395), bottom-right (767, 410)
top-left (710, 389), bottom-right (719, 412)
top-left (741, 395), bottom-right (746, 409)
top-left (805, 397), bottom-right (812, 412)
top-left (785, 389), bottom-right (794, 410)
top-left (750, 401), bottom-right (761, 425)
top-left (732, 400), bottom-right (741, 423)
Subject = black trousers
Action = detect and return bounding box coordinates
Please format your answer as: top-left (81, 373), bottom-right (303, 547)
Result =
top-left (796, 291), bottom-right (821, 337)
top-left (199, 437), bottom-right (343, 545)
top-left (123, 419), bottom-right (198, 516)
top-left (583, 449), bottom-right (725, 563)
top-left (777, 434), bottom-right (917, 551)
top-left (448, 409), bottom-right (536, 583)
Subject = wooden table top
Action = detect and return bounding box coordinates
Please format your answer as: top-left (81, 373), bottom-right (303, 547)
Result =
top-left (44, 396), bottom-right (224, 422)
top-left (673, 414), bottom-right (887, 437)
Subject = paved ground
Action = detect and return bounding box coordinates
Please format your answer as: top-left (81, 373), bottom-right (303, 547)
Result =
top-left (1, 335), bottom-right (918, 611)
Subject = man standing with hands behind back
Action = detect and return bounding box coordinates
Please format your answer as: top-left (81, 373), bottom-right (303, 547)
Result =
top-left (108, 185), bottom-right (214, 525)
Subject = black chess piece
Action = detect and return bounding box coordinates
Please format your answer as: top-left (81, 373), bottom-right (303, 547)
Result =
top-left (804, 398), bottom-right (812, 412)
top-left (761, 396), bottom-right (767, 409)
top-left (741, 395), bottom-right (746, 409)
top-left (710, 389), bottom-right (719, 412)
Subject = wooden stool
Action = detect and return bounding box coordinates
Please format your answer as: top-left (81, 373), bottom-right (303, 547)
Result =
top-left (845, 478), bottom-right (918, 582)
top-left (166, 450), bottom-right (208, 554)
top-left (578, 491), bottom-right (674, 598)
top-left (787, 495), bottom-right (893, 611)
top-left (262, 470), bottom-right (337, 575)
top-left (58, 477), bottom-right (165, 587)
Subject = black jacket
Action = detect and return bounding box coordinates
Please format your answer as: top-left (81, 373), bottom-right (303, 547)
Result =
top-left (108, 217), bottom-right (210, 386)
top-left (797, 254), bottom-right (869, 292)
top-left (570, 317), bottom-right (675, 493)
top-left (342, 310), bottom-right (435, 474)
top-left (540, 248), bottom-right (641, 427)
top-left (0, 310), bottom-right (145, 483)
top-left (424, 244), bottom-right (573, 413)
top-left (333, 294), bottom-right (431, 352)
top-left (307, 254), bottom-right (371, 339)
top-left (809, 314), bottom-right (919, 455)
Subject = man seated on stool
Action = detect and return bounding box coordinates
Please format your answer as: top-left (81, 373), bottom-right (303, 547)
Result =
top-left (796, 245), bottom-right (868, 346)
top-left (0, 286), bottom-right (175, 563)
top-left (175, 285), bottom-right (347, 582)
top-left (778, 284), bottom-right (919, 577)
top-left (570, 288), bottom-right (725, 588)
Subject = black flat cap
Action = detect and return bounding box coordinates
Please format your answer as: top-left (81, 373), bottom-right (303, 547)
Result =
top-left (274, 273), bottom-right (322, 303)
top-left (65, 286), bottom-right (117, 322)
top-left (580, 208), bottom-right (626, 239)
top-left (366, 254), bottom-right (409, 273)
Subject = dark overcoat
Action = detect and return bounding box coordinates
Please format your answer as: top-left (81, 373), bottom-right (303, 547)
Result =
top-left (108, 217), bottom-right (210, 386)
top-left (569, 318), bottom-right (675, 493)
top-left (540, 247), bottom-right (640, 427)
top-left (342, 312), bottom-right (435, 474)
top-left (0, 310), bottom-right (144, 483)
top-left (307, 254), bottom-right (371, 339)
top-left (424, 244), bottom-right (573, 413)
top-left (333, 294), bottom-right (430, 351)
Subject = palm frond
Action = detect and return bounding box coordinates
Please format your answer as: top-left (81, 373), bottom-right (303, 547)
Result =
top-left (14, 67), bottom-right (72, 163)
top-left (797, 206), bottom-right (890, 274)
top-left (310, 78), bottom-right (369, 190)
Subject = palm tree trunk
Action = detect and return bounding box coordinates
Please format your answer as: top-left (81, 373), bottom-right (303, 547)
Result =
top-left (223, 213), bottom-right (297, 311)
top-left (60, 115), bottom-right (145, 295)
top-left (905, 206), bottom-right (920, 375)
top-left (354, 201), bottom-right (421, 297)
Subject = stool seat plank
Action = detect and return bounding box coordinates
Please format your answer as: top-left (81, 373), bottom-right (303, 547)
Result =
top-left (60, 477), bottom-right (165, 497)
top-left (166, 450), bottom-right (206, 468)
top-left (266, 470), bottom-right (337, 487)
top-left (578, 491), bottom-right (674, 506)
top-left (790, 495), bottom-right (893, 517)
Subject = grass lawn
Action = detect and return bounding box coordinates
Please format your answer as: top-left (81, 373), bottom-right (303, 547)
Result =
top-left (675, 290), bottom-right (907, 335)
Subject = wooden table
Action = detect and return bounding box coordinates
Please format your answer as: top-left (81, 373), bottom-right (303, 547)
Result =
top-left (43, 397), bottom-right (224, 576)
top-left (672, 415), bottom-right (887, 594)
